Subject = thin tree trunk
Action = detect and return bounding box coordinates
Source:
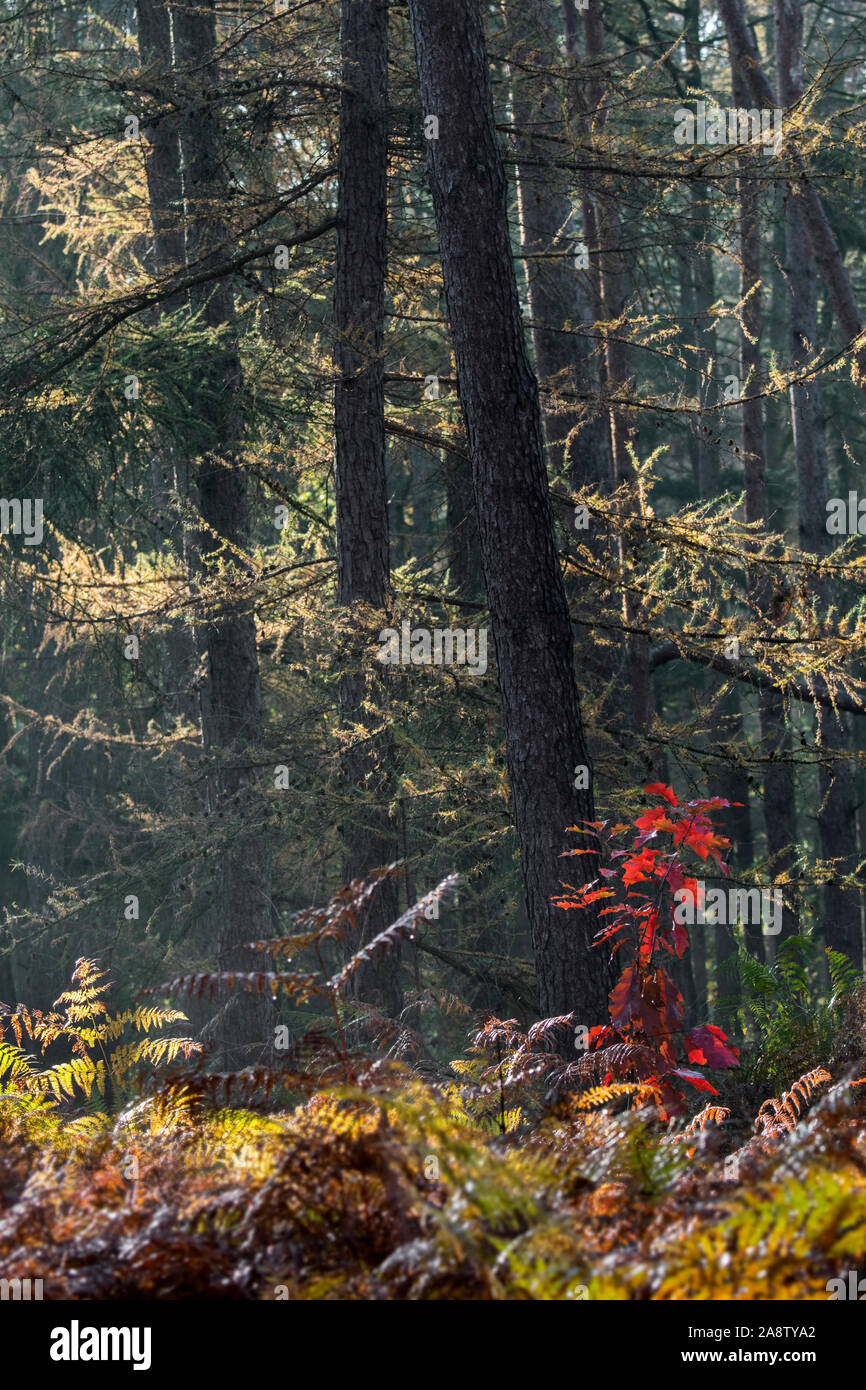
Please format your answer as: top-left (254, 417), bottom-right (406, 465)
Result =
top-left (719, 0), bottom-right (866, 385)
top-left (334, 0), bottom-right (402, 1018)
top-left (173, 0), bottom-right (275, 1065)
top-left (505, 0), bottom-right (606, 490)
top-left (775, 0), bottom-right (860, 966)
top-left (136, 0), bottom-right (198, 727)
top-left (407, 0), bottom-right (610, 1023)
top-left (580, 3), bottom-right (658, 768)
top-left (734, 63), bottom-right (799, 945)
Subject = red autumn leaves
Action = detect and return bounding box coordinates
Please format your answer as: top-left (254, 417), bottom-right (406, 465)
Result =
top-left (555, 783), bottom-right (740, 1118)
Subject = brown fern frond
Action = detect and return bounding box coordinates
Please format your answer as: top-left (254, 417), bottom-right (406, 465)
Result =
top-left (754, 1066), bottom-right (832, 1137)
top-left (245, 864), bottom-right (406, 958)
top-left (471, 1017), bottom-right (525, 1051)
top-left (524, 1015), bottom-right (577, 1050)
top-left (576, 1043), bottom-right (659, 1083)
top-left (328, 875), bottom-right (461, 997)
top-left (680, 1104), bottom-right (731, 1138)
top-left (142, 969), bottom-right (323, 1004)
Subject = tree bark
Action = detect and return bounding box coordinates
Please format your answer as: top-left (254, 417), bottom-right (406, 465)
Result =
top-left (173, 0), bottom-right (275, 1065)
top-left (775, 0), bottom-right (860, 966)
top-left (407, 0), bottom-right (610, 1023)
top-left (334, 0), bottom-right (402, 1018)
top-left (734, 63), bottom-right (798, 945)
top-left (504, 0), bottom-right (606, 490)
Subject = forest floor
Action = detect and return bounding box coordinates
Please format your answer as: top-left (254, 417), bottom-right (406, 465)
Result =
top-left (1, 1059), bottom-right (865, 1300)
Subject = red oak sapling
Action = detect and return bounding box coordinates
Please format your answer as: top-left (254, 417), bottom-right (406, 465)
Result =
top-left (554, 783), bottom-right (740, 1119)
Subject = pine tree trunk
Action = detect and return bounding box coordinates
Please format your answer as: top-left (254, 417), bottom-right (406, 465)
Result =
top-left (775, 0), bottom-right (861, 967)
top-left (504, 0), bottom-right (605, 490)
top-left (734, 64), bottom-right (798, 945)
top-left (407, 0), bottom-right (611, 1024)
top-left (173, 0), bottom-right (275, 1065)
top-left (334, 0), bottom-right (402, 1018)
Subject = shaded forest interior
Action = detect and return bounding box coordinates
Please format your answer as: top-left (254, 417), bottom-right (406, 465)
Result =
top-left (1, 0), bottom-right (866, 1303)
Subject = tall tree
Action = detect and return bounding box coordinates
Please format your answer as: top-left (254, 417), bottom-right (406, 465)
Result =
top-left (734, 63), bottom-right (799, 944)
top-left (407, 0), bottom-right (610, 1021)
top-left (719, 0), bottom-right (866, 385)
top-left (504, 0), bottom-right (605, 491)
top-left (334, 0), bottom-right (402, 1017)
top-left (173, 0), bottom-right (275, 1063)
top-left (775, 0), bottom-right (860, 965)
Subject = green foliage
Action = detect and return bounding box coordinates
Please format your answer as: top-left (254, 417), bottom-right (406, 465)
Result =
top-left (0, 957), bottom-right (201, 1110)
top-left (735, 936), bottom-right (860, 1094)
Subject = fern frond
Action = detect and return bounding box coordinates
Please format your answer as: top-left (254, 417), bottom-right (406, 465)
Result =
top-left (754, 1066), bottom-right (832, 1137)
top-left (0, 1040), bottom-right (36, 1086)
top-left (575, 1083), bottom-right (644, 1112)
top-left (681, 1104), bottom-right (731, 1138)
top-left (328, 874), bottom-right (461, 997)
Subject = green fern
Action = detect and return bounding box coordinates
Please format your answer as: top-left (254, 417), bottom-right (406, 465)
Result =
top-left (0, 958), bottom-right (202, 1113)
top-left (735, 936), bottom-right (859, 1094)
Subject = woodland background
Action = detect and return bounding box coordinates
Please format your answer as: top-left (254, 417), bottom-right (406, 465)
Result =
top-left (0, 0), bottom-right (865, 1301)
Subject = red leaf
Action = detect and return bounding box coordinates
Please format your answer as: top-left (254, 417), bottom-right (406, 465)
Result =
top-left (670, 1067), bottom-right (719, 1095)
top-left (622, 847), bottom-right (659, 885)
top-left (685, 1024), bottom-right (740, 1069)
top-left (644, 783), bottom-right (678, 806)
top-left (634, 805), bottom-right (676, 836)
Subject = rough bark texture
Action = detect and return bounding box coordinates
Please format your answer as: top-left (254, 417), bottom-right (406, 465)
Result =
top-left (407, 0), bottom-right (610, 1023)
top-left (334, 0), bottom-right (402, 1018)
top-left (775, 0), bottom-right (860, 966)
top-left (174, 0), bottom-right (274, 1065)
top-left (719, 0), bottom-right (866, 385)
top-left (505, 0), bottom-right (606, 489)
top-left (735, 64), bottom-right (798, 945)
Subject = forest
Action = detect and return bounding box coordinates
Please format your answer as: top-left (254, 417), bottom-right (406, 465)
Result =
top-left (0, 0), bottom-right (865, 1321)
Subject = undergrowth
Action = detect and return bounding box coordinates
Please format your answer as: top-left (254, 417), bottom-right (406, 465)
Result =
top-left (0, 786), bottom-right (864, 1300)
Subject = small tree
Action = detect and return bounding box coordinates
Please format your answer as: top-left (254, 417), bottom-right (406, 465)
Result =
top-left (555, 784), bottom-right (741, 1118)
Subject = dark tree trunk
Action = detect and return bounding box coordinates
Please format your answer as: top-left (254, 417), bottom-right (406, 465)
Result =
top-left (173, 0), bottom-right (275, 1065)
top-left (334, 0), bottom-right (402, 1018)
top-left (407, 0), bottom-right (610, 1023)
top-left (445, 453), bottom-right (484, 600)
top-left (775, 0), bottom-right (860, 967)
top-left (734, 64), bottom-right (798, 945)
top-left (504, 0), bottom-right (606, 490)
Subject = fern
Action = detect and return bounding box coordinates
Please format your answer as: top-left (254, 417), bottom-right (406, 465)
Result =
top-left (575, 1083), bottom-right (646, 1112)
top-left (0, 958), bottom-right (202, 1112)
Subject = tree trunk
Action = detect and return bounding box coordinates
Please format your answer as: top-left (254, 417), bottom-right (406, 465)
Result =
top-left (407, 0), bottom-right (610, 1023)
top-left (334, 0), bottom-right (402, 1018)
top-left (504, 0), bottom-right (606, 490)
top-left (719, 0), bottom-right (866, 386)
top-left (579, 3), bottom-right (657, 767)
top-left (775, 0), bottom-right (860, 966)
top-left (136, 0), bottom-right (197, 727)
top-left (734, 63), bottom-right (799, 945)
top-left (174, 0), bottom-right (275, 1065)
